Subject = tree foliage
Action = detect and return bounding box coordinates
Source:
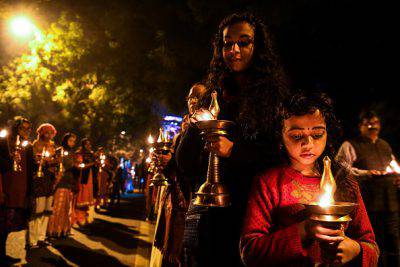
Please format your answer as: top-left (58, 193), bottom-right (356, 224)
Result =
top-left (0, 14), bottom-right (131, 147)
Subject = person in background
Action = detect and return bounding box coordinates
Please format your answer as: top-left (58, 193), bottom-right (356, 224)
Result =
top-left (29, 123), bottom-right (58, 248)
top-left (47, 133), bottom-right (79, 238)
top-left (176, 13), bottom-right (289, 266)
top-left (95, 147), bottom-right (110, 209)
top-left (75, 138), bottom-right (97, 226)
top-left (336, 110), bottom-right (399, 266)
top-left (110, 160), bottom-right (124, 207)
top-left (0, 117), bottom-right (35, 265)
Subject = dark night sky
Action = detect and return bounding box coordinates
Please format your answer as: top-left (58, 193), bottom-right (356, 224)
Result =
top-left (1, 1), bottom-right (398, 151)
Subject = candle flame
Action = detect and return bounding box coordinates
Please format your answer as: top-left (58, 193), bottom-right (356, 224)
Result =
top-left (165, 131), bottom-right (170, 142)
top-left (16, 135), bottom-right (21, 146)
top-left (195, 109), bottom-right (215, 121)
top-left (318, 156), bottom-right (336, 207)
top-left (147, 134), bottom-right (154, 144)
top-left (0, 129), bottom-right (8, 138)
top-left (386, 160), bottom-right (400, 174)
top-left (157, 128), bottom-right (163, 143)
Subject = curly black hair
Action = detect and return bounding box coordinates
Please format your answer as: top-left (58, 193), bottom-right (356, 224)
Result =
top-left (278, 91), bottom-right (358, 203)
top-left (204, 12), bottom-right (289, 140)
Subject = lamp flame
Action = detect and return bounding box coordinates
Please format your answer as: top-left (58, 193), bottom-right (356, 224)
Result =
top-left (16, 135), bottom-right (21, 146)
top-left (194, 109), bottom-right (215, 121)
top-left (0, 129), bottom-right (8, 138)
top-left (147, 134), bottom-right (154, 144)
top-left (318, 156), bottom-right (336, 207)
top-left (386, 160), bottom-right (400, 174)
top-left (157, 128), bottom-right (164, 143)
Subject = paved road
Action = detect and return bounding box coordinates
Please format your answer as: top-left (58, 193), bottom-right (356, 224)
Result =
top-left (6, 193), bottom-right (154, 267)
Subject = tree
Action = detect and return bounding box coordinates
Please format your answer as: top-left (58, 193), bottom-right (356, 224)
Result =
top-left (0, 14), bottom-right (128, 147)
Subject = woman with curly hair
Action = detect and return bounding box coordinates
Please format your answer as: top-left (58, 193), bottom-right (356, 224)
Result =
top-left (240, 91), bottom-right (379, 266)
top-left (176, 13), bottom-right (289, 266)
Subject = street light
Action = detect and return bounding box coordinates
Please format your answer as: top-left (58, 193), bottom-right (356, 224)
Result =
top-left (8, 15), bottom-right (42, 42)
top-left (9, 16), bottom-right (35, 37)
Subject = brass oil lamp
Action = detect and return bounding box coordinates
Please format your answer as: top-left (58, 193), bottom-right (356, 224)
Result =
top-left (193, 91), bottom-right (234, 207)
top-left (37, 147), bottom-right (47, 178)
top-left (303, 156), bottom-right (357, 265)
top-left (13, 135), bottom-right (22, 172)
top-left (149, 128), bottom-right (172, 187)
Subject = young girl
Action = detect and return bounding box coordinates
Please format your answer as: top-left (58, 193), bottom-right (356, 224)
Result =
top-left (240, 92), bottom-right (379, 266)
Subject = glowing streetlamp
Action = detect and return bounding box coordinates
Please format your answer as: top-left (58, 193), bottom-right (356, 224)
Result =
top-left (8, 15), bottom-right (42, 41)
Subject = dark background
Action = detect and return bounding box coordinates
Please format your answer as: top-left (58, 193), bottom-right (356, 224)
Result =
top-left (1, 0), bottom-right (398, 153)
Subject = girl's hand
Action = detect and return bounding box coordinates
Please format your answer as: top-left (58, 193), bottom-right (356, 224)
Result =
top-left (205, 136), bottom-right (233, 158)
top-left (300, 220), bottom-right (345, 243)
top-left (320, 236), bottom-right (361, 265)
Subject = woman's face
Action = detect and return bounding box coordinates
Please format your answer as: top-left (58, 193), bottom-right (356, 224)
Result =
top-left (84, 141), bottom-right (91, 150)
top-left (222, 22), bottom-right (255, 72)
top-left (67, 136), bottom-right (76, 148)
top-left (41, 130), bottom-right (54, 142)
top-left (282, 110), bottom-right (327, 170)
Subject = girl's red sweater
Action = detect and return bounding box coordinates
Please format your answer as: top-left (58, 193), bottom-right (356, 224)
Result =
top-left (240, 166), bottom-right (379, 266)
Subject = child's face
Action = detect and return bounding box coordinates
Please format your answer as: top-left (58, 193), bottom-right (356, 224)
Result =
top-left (282, 110), bottom-right (327, 169)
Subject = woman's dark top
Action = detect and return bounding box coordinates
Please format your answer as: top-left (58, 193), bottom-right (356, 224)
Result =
top-left (176, 85), bottom-right (283, 266)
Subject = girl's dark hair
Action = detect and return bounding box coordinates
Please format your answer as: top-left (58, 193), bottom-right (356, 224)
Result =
top-left (279, 91), bottom-right (358, 203)
top-left (205, 12), bottom-right (289, 139)
top-left (61, 133), bottom-right (77, 150)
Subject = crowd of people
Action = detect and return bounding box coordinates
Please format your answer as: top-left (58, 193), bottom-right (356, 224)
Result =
top-left (1, 11), bottom-right (399, 267)
top-left (147, 13), bottom-right (399, 267)
top-left (0, 118), bottom-right (128, 265)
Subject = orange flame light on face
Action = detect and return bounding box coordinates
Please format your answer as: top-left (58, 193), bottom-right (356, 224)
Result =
top-left (318, 156), bottom-right (337, 207)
